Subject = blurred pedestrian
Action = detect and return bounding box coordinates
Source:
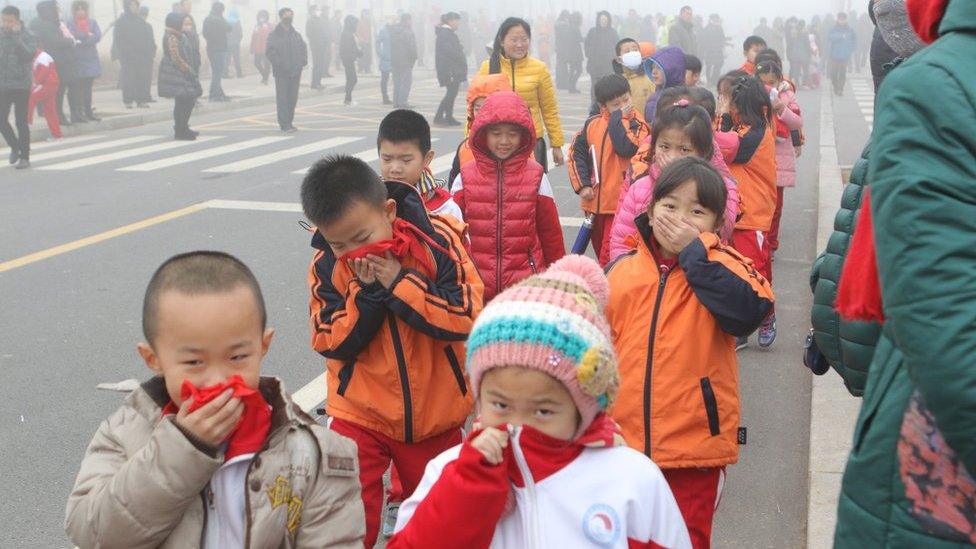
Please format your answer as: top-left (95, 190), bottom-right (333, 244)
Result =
top-left (265, 7), bottom-right (306, 132)
top-left (389, 13), bottom-right (417, 109)
top-left (30, 0), bottom-right (80, 123)
top-left (375, 18), bottom-right (392, 104)
top-left (338, 14), bottom-right (359, 105)
top-left (250, 10), bottom-right (272, 84)
top-left (357, 9), bottom-right (372, 74)
top-left (584, 11), bottom-right (618, 100)
top-left (202, 1), bottom-right (230, 101)
top-left (669, 6), bottom-right (697, 55)
top-left (158, 13), bottom-right (202, 140)
top-left (827, 12), bottom-right (856, 96)
top-left (225, 8), bottom-right (243, 78)
top-left (329, 8), bottom-right (341, 72)
top-left (66, 0), bottom-right (100, 121)
top-left (700, 14), bottom-right (727, 85)
top-left (306, 4), bottom-right (328, 89)
top-left (1, 5), bottom-right (36, 169)
top-left (433, 11), bottom-right (466, 126)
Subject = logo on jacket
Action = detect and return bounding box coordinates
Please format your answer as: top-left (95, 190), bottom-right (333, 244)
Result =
top-left (582, 503), bottom-right (621, 546)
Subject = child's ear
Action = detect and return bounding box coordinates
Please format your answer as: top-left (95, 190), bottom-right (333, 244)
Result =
top-left (383, 198), bottom-right (397, 221)
top-left (137, 342), bottom-right (162, 376)
top-left (261, 328), bottom-right (275, 357)
top-left (423, 149), bottom-right (436, 167)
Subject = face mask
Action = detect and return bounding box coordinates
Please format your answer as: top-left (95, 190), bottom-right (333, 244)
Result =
top-left (621, 50), bottom-right (643, 70)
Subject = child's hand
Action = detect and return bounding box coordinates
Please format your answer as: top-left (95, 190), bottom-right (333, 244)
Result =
top-left (471, 427), bottom-right (510, 465)
top-left (654, 213), bottom-right (701, 255)
top-left (794, 145), bottom-right (803, 158)
top-left (350, 258), bottom-right (376, 285)
top-left (366, 252), bottom-right (402, 289)
top-left (772, 98), bottom-right (786, 115)
top-left (174, 389), bottom-right (244, 448)
top-left (579, 186), bottom-right (595, 201)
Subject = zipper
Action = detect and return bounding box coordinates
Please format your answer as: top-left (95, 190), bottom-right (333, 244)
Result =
top-left (643, 267), bottom-right (670, 457)
top-left (495, 161), bottom-right (504, 296)
top-left (700, 377), bottom-right (721, 436)
top-left (596, 127), bottom-right (610, 213)
top-left (509, 426), bottom-right (540, 549)
top-left (388, 313), bottom-right (414, 443)
top-left (198, 490), bottom-right (209, 547)
top-left (527, 251), bottom-right (538, 274)
top-left (510, 57), bottom-right (516, 91)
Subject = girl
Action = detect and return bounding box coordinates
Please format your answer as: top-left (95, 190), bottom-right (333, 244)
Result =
top-left (609, 100), bottom-right (739, 261)
top-left (755, 53), bottom-right (803, 254)
top-left (642, 45), bottom-right (685, 122)
top-left (606, 157), bottom-right (774, 549)
top-left (716, 71), bottom-right (778, 349)
top-left (391, 255), bottom-right (692, 549)
top-left (157, 13), bottom-right (202, 140)
top-left (449, 73), bottom-right (520, 187)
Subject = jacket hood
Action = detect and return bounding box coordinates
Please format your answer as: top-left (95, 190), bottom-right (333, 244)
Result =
top-left (465, 74), bottom-right (511, 133)
top-left (911, 0), bottom-right (972, 42)
top-left (644, 46), bottom-right (686, 88)
top-left (36, 0), bottom-right (59, 21)
top-left (595, 10), bottom-right (613, 29)
top-left (469, 91), bottom-right (537, 165)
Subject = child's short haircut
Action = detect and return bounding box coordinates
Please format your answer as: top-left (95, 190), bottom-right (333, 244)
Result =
top-left (594, 74), bottom-right (631, 105)
top-left (755, 48), bottom-right (782, 65)
top-left (301, 154), bottom-right (387, 227)
top-left (653, 85), bottom-right (690, 121)
top-left (650, 102), bottom-right (715, 159)
top-left (142, 251), bottom-right (266, 344)
top-left (615, 37), bottom-right (638, 56)
top-left (377, 109), bottom-right (432, 155)
top-left (651, 156), bottom-right (727, 219)
top-left (686, 87), bottom-right (717, 119)
top-left (743, 35), bottom-right (767, 52)
top-left (684, 54), bottom-right (702, 74)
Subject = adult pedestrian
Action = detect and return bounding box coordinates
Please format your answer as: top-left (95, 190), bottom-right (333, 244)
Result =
top-left (112, 0), bottom-right (155, 110)
top-left (202, 1), bottom-right (230, 101)
top-left (479, 17), bottom-right (564, 170)
top-left (621, 9), bottom-right (641, 41)
top-left (250, 10), bottom-right (272, 84)
top-left (752, 17), bottom-right (773, 45)
top-left (356, 9), bottom-right (372, 74)
top-left (305, 5), bottom-right (328, 89)
top-left (158, 12), bottom-right (202, 140)
top-left (855, 11), bottom-right (873, 73)
top-left (827, 12), bottom-right (856, 96)
top-left (65, 1), bottom-right (100, 122)
top-left (833, 1), bottom-right (976, 546)
top-left (375, 18), bottom-right (391, 104)
top-left (786, 18), bottom-right (811, 86)
top-left (770, 17), bottom-right (786, 53)
top-left (338, 14), bottom-right (359, 106)
top-left (553, 11), bottom-right (571, 90)
top-left (433, 11), bottom-right (466, 127)
top-left (583, 11), bottom-right (618, 100)
top-left (1, 5), bottom-right (36, 169)
top-left (225, 8), bottom-right (243, 78)
top-left (639, 14), bottom-right (657, 44)
top-left (567, 12), bottom-right (584, 93)
top-left (265, 7), bottom-right (306, 132)
top-left (699, 14), bottom-right (727, 85)
top-left (388, 13), bottom-right (417, 109)
top-left (668, 5), bottom-right (697, 55)
top-left (30, 0), bottom-right (79, 124)
top-left (329, 8), bottom-right (342, 73)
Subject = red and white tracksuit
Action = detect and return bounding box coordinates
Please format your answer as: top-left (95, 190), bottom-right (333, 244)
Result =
top-left (28, 51), bottom-right (61, 139)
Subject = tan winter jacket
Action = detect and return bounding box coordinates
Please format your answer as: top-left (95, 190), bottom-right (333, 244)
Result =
top-left (65, 376), bottom-right (365, 548)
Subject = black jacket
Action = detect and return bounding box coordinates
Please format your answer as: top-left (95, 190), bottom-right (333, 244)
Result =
top-left (0, 27), bottom-right (37, 91)
top-left (388, 23), bottom-right (417, 70)
top-left (306, 15), bottom-right (329, 49)
top-left (266, 23), bottom-right (307, 77)
top-left (668, 19), bottom-right (697, 56)
top-left (158, 29), bottom-right (201, 98)
top-left (112, 10), bottom-right (155, 67)
top-left (555, 20), bottom-right (583, 62)
top-left (584, 19), bottom-right (619, 76)
top-left (434, 25), bottom-right (466, 86)
top-left (202, 13), bottom-right (229, 52)
top-left (699, 23), bottom-right (726, 62)
top-left (30, 0), bottom-right (77, 80)
top-left (339, 29), bottom-right (360, 63)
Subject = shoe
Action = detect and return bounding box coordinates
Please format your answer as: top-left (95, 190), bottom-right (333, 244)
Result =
top-left (71, 115), bottom-right (88, 124)
top-left (445, 117), bottom-right (462, 126)
top-left (148, 97), bottom-right (158, 103)
top-left (758, 314), bottom-right (777, 349)
top-left (311, 84), bottom-right (324, 90)
top-left (60, 116), bottom-right (72, 126)
top-left (282, 126), bottom-right (298, 133)
top-left (85, 110), bottom-right (101, 122)
top-left (174, 130), bottom-right (197, 141)
top-left (344, 100), bottom-right (357, 106)
top-left (568, 88), bottom-right (581, 94)
top-left (9, 148), bottom-right (19, 165)
top-left (125, 102), bottom-right (133, 109)
top-left (137, 102), bottom-right (150, 108)
top-left (735, 337), bottom-right (748, 351)
top-left (382, 98), bottom-right (393, 105)
top-left (187, 129), bottom-right (199, 138)
top-left (432, 116), bottom-right (447, 126)
top-left (15, 158), bottom-right (30, 170)
top-left (381, 502), bottom-right (400, 538)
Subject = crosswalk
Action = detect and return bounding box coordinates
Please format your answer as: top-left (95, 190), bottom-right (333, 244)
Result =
top-left (850, 77), bottom-right (874, 131)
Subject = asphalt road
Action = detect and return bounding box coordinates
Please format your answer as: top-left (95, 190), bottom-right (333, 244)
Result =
top-left (0, 69), bottom-right (873, 548)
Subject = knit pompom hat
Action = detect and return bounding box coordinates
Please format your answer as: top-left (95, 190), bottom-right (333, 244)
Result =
top-left (466, 255), bottom-right (620, 439)
top-left (875, 0), bottom-right (927, 55)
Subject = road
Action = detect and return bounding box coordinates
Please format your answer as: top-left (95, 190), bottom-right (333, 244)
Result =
top-left (0, 69), bottom-right (873, 548)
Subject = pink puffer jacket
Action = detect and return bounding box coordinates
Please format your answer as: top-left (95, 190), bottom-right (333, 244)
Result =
top-left (774, 88), bottom-right (803, 188)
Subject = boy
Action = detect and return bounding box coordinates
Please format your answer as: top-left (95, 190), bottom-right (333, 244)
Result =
top-left (614, 37), bottom-right (655, 117)
top-left (304, 155), bottom-right (484, 548)
top-left (378, 109), bottom-right (462, 222)
top-left (390, 255), bottom-right (692, 549)
top-left (740, 35), bottom-right (767, 75)
top-left (684, 53), bottom-right (702, 86)
top-left (66, 251), bottom-right (364, 548)
top-left (568, 73), bottom-right (651, 266)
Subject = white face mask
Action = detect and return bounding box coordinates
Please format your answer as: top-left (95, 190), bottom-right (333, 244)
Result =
top-left (621, 50), bottom-right (643, 70)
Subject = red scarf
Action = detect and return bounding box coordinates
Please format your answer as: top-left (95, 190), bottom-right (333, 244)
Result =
top-left (907, 0), bottom-right (949, 44)
top-left (74, 15), bottom-right (90, 34)
top-left (338, 218), bottom-right (450, 278)
top-left (161, 375), bottom-right (271, 461)
top-left (835, 187), bottom-right (885, 323)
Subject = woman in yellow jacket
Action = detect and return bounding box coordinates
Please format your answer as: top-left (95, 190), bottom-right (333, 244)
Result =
top-left (478, 17), bottom-right (565, 171)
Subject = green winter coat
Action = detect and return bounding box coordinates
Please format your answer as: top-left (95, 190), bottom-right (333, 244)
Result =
top-left (834, 2), bottom-right (976, 547)
top-left (809, 144), bottom-right (882, 396)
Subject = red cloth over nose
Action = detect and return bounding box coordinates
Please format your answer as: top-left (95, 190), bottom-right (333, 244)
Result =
top-left (835, 188), bottom-right (885, 323)
top-left (162, 375), bottom-right (271, 461)
top-left (906, 0), bottom-right (949, 44)
top-left (338, 218), bottom-right (450, 278)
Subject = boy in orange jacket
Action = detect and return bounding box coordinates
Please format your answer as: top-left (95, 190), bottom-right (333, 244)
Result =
top-left (568, 73), bottom-right (651, 266)
top-left (303, 155), bottom-right (484, 548)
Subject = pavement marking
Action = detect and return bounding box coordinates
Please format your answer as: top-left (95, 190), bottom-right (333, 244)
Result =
top-left (0, 134), bottom-right (103, 153)
top-left (291, 373), bottom-right (327, 412)
top-left (429, 154), bottom-right (454, 176)
top-left (203, 136), bottom-right (363, 173)
top-left (207, 199), bottom-right (302, 212)
top-left (38, 136), bottom-right (222, 170)
top-left (0, 135), bottom-right (157, 167)
top-left (0, 203), bottom-right (207, 273)
top-left (290, 138), bottom-right (441, 175)
top-left (119, 136), bottom-right (291, 172)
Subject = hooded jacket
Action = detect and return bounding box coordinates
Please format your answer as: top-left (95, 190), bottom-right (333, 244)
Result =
top-left (112, 9), bottom-right (155, 67)
top-left (642, 46), bottom-right (686, 122)
top-left (0, 23), bottom-right (37, 91)
top-left (772, 85), bottom-right (803, 188)
top-left (309, 181), bottom-right (483, 444)
top-left (449, 74), bottom-right (511, 186)
top-left (477, 55), bottom-right (565, 147)
top-left (606, 222), bottom-right (774, 468)
top-left (30, 1), bottom-right (76, 81)
top-left (452, 91), bottom-right (566, 301)
top-left (583, 12), bottom-right (619, 76)
top-left (435, 24), bottom-right (467, 87)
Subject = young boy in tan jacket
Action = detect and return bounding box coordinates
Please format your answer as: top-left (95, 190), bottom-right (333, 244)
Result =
top-left (65, 251), bottom-right (364, 548)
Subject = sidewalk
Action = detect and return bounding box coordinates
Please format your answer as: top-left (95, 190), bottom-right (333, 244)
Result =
top-left (805, 88), bottom-right (862, 549)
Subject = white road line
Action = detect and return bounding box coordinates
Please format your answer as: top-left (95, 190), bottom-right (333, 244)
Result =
top-left (292, 373), bottom-right (327, 412)
top-left (119, 136), bottom-right (290, 172)
top-left (429, 154), bottom-right (454, 175)
top-left (39, 136), bottom-right (222, 170)
top-left (0, 134), bottom-right (103, 153)
top-left (203, 136), bottom-right (362, 173)
top-left (1, 135), bottom-right (157, 167)
top-left (291, 138), bottom-right (441, 175)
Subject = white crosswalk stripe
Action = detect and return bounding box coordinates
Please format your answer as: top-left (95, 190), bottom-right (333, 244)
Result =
top-left (39, 136), bottom-right (222, 170)
top-left (850, 77), bottom-right (875, 132)
top-left (119, 136), bottom-right (291, 172)
top-left (429, 154), bottom-right (454, 176)
top-left (0, 135), bottom-right (157, 168)
top-left (203, 136), bottom-right (362, 173)
top-left (290, 138), bottom-right (440, 175)
top-left (0, 134), bottom-right (103, 153)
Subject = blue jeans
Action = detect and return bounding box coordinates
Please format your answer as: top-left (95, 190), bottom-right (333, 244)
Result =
top-left (208, 50), bottom-right (226, 99)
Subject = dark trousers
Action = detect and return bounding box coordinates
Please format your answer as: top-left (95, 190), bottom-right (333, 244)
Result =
top-left (208, 50), bottom-right (226, 99)
top-left (310, 46), bottom-right (325, 87)
top-left (789, 59), bottom-right (808, 88)
top-left (567, 60), bottom-right (583, 91)
top-left (555, 56), bottom-right (568, 89)
top-left (343, 59), bottom-right (357, 102)
top-left (435, 79), bottom-right (460, 120)
top-left (829, 59), bottom-right (848, 95)
top-left (704, 58), bottom-right (724, 86)
top-left (76, 77), bottom-right (95, 114)
top-left (0, 89), bottom-right (30, 159)
top-left (274, 72), bottom-right (301, 129)
top-left (380, 69), bottom-right (391, 101)
top-left (392, 67), bottom-right (412, 107)
top-left (226, 45), bottom-right (243, 77)
top-left (254, 53), bottom-right (270, 82)
top-left (173, 95), bottom-right (195, 132)
top-left (533, 138), bottom-right (548, 173)
top-left (56, 78), bottom-right (75, 121)
top-left (120, 60), bottom-right (152, 104)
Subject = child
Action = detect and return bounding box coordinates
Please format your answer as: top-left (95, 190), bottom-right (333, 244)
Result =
top-left (740, 35), bottom-right (767, 75)
top-left (715, 71), bottom-right (778, 349)
top-left (448, 73), bottom-right (510, 186)
top-left (66, 251), bottom-right (364, 547)
top-left (451, 91), bottom-right (565, 301)
top-left (755, 54), bottom-right (803, 254)
top-left (379, 109), bottom-right (462, 222)
top-left (390, 255), bottom-right (693, 549)
top-left (27, 49), bottom-right (62, 139)
top-left (606, 157), bottom-right (774, 549)
top-left (568, 74), bottom-right (651, 266)
top-left (609, 100), bottom-right (739, 262)
top-left (643, 45), bottom-right (686, 122)
top-left (612, 37), bottom-right (655, 117)
top-left (304, 156), bottom-right (484, 548)
top-left (684, 54), bottom-right (702, 86)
